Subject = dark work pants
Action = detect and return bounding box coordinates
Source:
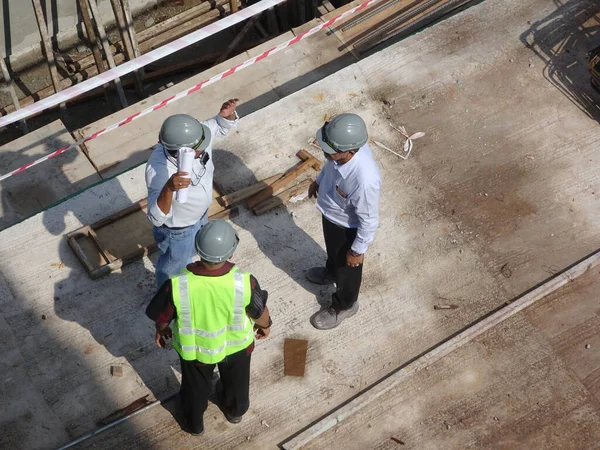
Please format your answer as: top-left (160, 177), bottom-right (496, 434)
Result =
top-left (322, 215), bottom-right (363, 311)
top-left (179, 346), bottom-right (251, 432)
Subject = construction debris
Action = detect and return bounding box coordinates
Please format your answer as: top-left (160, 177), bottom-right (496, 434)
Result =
top-left (110, 365), bottom-right (123, 377)
top-left (433, 304), bottom-right (458, 310)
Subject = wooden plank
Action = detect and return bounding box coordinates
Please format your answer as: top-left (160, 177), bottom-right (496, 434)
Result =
top-left (252, 178), bottom-right (312, 215)
top-left (217, 173), bottom-right (283, 208)
top-left (109, 0), bottom-right (144, 97)
top-left (77, 0), bottom-right (106, 74)
top-left (284, 338), bottom-right (309, 377)
top-left (247, 150), bottom-right (320, 210)
top-left (86, 226), bottom-right (116, 263)
top-left (87, 0), bottom-right (128, 108)
top-left (31, 0), bottom-right (65, 109)
top-left (141, 8), bottom-right (226, 52)
top-left (121, 0), bottom-right (142, 59)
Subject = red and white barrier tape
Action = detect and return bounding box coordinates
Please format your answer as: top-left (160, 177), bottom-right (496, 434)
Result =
top-left (0, 0), bottom-right (287, 129)
top-left (0, 0), bottom-right (381, 182)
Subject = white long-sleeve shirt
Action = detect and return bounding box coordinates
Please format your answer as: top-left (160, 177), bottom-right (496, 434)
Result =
top-left (145, 114), bottom-right (238, 228)
top-left (316, 144), bottom-right (381, 254)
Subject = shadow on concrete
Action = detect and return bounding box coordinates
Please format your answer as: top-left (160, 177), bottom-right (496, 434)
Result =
top-left (213, 148), bottom-right (328, 307)
top-left (0, 131), bottom-right (100, 231)
top-left (521, 0), bottom-right (600, 121)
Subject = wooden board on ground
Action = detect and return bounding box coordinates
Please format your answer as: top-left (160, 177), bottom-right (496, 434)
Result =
top-left (247, 150), bottom-right (321, 209)
top-left (253, 178), bottom-right (313, 215)
top-left (284, 338), bottom-right (309, 377)
top-left (0, 120), bottom-right (101, 231)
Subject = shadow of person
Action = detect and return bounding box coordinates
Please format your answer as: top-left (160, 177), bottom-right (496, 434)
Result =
top-left (0, 131), bottom-right (101, 232)
top-left (520, 0), bottom-right (600, 122)
top-left (212, 148), bottom-right (330, 307)
top-left (40, 161), bottom-right (183, 437)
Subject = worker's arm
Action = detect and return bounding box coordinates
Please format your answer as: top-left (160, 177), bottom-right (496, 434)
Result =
top-left (146, 280), bottom-right (176, 348)
top-left (246, 275), bottom-right (271, 340)
top-left (201, 99), bottom-right (239, 141)
top-left (155, 171), bottom-right (191, 216)
top-left (347, 183), bottom-right (381, 266)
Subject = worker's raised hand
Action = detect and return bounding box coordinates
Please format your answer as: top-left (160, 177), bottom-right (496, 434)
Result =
top-left (155, 326), bottom-right (172, 348)
top-left (308, 181), bottom-right (319, 199)
top-left (254, 325), bottom-right (270, 340)
top-left (166, 171), bottom-right (191, 192)
top-left (219, 98), bottom-right (239, 119)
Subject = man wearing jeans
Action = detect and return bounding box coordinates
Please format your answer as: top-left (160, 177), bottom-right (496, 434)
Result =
top-left (307, 113), bottom-right (381, 330)
top-left (145, 99), bottom-right (238, 289)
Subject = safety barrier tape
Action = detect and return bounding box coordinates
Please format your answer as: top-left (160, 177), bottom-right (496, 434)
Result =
top-left (0, 0), bottom-right (286, 129)
top-left (0, 0), bottom-right (381, 182)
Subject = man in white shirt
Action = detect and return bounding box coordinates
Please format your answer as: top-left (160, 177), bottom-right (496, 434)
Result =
top-left (307, 113), bottom-right (381, 330)
top-left (145, 99), bottom-right (238, 289)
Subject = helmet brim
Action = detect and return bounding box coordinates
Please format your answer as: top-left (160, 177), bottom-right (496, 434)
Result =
top-left (160, 123), bottom-right (212, 152)
top-left (316, 127), bottom-right (338, 155)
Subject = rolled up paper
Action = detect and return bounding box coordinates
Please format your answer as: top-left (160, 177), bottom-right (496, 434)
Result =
top-left (176, 147), bottom-right (195, 203)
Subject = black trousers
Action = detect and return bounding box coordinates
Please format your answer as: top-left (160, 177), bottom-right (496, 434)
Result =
top-left (179, 346), bottom-right (251, 431)
top-left (322, 215), bottom-right (363, 311)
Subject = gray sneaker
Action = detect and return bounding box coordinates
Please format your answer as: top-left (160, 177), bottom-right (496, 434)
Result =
top-left (306, 267), bottom-right (335, 285)
top-left (310, 302), bottom-right (359, 330)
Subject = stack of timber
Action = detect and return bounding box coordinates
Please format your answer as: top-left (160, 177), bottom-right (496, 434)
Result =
top-left (332, 0), bottom-right (476, 56)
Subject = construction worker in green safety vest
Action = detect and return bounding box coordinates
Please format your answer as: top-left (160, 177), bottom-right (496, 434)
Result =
top-left (146, 219), bottom-right (272, 436)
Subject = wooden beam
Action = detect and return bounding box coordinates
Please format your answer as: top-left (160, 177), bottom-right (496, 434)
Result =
top-left (230, 0), bottom-right (239, 13)
top-left (87, 0), bottom-right (128, 108)
top-left (0, 58), bottom-right (27, 133)
top-left (252, 178), bottom-right (313, 215)
top-left (110, 0), bottom-right (144, 97)
top-left (216, 173), bottom-right (283, 208)
top-left (77, 0), bottom-right (106, 74)
top-left (120, 0), bottom-right (142, 59)
top-left (31, 0), bottom-right (65, 110)
top-left (247, 150), bottom-right (321, 210)
top-left (76, 0), bottom-right (111, 106)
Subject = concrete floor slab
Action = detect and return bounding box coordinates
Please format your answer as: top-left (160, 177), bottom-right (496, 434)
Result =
top-left (0, 120), bottom-right (101, 231)
top-left (0, 0), bottom-right (599, 448)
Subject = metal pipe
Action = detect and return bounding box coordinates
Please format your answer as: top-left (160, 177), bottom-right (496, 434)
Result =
top-left (56, 394), bottom-right (176, 450)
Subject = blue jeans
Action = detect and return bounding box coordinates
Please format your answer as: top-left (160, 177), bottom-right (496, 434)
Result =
top-left (152, 213), bottom-right (207, 289)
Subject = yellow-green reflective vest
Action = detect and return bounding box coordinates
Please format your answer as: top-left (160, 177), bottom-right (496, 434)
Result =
top-left (171, 267), bottom-right (253, 364)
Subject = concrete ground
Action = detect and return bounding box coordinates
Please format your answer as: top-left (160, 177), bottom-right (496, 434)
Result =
top-left (0, 0), bottom-right (599, 448)
top-left (301, 265), bottom-right (600, 450)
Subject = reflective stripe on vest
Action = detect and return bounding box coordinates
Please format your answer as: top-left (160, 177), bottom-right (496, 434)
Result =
top-left (171, 267), bottom-right (253, 364)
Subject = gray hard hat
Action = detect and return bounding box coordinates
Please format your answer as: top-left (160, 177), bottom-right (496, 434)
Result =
top-left (195, 220), bottom-right (239, 263)
top-left (159, 114), bottom-right (212, 152)
top-left (316, 113), bottom-right (368, 155)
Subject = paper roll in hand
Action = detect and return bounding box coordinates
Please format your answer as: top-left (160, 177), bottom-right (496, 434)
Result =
top-left (176, 147), bottom-right (195, 203)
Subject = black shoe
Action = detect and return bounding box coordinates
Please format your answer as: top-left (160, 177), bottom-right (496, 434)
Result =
top-left (223, 411), bottom-right (243, 424)
top-left (189, 427), bottom-right (204, 436)
top-left (186, 420), bottom-right (205, 436)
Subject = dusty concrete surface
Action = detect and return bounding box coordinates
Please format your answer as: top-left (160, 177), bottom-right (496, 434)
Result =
top-left (0, 0), bottom-right (599, 448)
top-left (302, 267), bottom-right (600, 449)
